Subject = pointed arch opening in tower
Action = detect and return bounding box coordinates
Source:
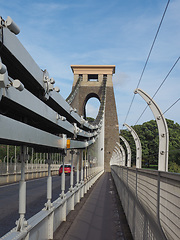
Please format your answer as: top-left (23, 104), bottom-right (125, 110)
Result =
top-left (85, 97), bottom-right (100, 123)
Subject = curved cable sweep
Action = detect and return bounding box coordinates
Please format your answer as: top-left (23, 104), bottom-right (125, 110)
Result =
top-left (66, 75), bottom-right (83, 104)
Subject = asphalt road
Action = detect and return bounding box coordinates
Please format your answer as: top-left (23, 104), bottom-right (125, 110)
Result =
top-left (0, 174), bottom-right (76, 237)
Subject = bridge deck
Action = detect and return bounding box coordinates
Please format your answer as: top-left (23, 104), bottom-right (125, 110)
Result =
top-left (54, 172), bottom-right (133, 240)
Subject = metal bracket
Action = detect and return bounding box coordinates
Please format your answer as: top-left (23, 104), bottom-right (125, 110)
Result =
top-left (134, 88), bottom-right (169, 171)
top-left (44, 200), bottom-right (53, 210)
top-left (43, 70), bottom-right (55, 100)
top-left (56, 113), bottom-right (66, 121)
top-left (16, 216), bottom-right (28, 232)
top-left (73, 123), bottom-right (79, 139)
top-left (0, 60), bottom-right (8, 100)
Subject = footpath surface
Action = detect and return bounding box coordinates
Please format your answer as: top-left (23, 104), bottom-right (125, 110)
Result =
top-left (54, 172), bottom-right (133, 240)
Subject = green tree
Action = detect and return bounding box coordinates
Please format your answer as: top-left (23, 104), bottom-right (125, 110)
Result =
top-left (120, 119), bottom-right (180, 173)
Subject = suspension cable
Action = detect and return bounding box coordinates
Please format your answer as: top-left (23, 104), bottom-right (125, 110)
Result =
top-left (123, 94), bottom-right (135, 125)
top-left (135, 56), bottom-right (180, 125)
top-left (152, 56), bottom-right (180, 99)
top-left (122, 0), bottom-right (170, 128)
top-left (136, 0), bottom-right (170, 89)
top-left (163, 98), bottom-right (180, 115)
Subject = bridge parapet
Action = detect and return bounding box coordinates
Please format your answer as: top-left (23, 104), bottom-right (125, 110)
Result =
top-left (111, 165), bottom-right (180, 240)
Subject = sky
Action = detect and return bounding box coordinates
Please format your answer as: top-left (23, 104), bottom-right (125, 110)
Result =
top-left (1, 0), bottom-right (180, 130)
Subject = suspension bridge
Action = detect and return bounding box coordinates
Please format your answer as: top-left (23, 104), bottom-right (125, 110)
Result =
top-left (0, 14), bottom-right (180, 240)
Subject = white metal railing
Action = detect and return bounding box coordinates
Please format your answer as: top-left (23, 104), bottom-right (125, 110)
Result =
top-left (0, 15), bottom-right (105, 239)
top-left (0, 163), bottom-right (60, 174)
top-left (0, 163), bottom-right (60, 185)
top-left (1, 167), bottom-right (104, 240)
top-left (111, 165), bottom-right (180, 240)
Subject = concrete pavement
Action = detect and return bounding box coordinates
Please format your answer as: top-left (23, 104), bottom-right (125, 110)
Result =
top-left (54, 172), bottom-right (133, 240)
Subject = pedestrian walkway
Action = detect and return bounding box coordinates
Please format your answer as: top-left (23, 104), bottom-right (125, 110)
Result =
top-left (54, 172), bottom-right (133, 240)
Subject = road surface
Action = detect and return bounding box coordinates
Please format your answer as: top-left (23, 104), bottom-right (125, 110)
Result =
top-left (0, 174), bottom-right (76, 237)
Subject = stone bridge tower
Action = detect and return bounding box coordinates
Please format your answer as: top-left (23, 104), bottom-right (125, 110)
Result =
top-left (68, 65), bottom-right (119, 171)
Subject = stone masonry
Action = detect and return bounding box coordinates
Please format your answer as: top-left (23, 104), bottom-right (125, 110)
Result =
top-left (69, 65), bottom-right (119, 172)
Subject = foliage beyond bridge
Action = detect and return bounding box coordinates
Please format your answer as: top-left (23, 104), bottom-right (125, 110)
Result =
top-left (120, 119), bottom-right (180, 173)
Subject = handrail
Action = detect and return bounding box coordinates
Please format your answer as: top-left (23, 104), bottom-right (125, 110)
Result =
top-left (111, 165), bottom-right (180, 240)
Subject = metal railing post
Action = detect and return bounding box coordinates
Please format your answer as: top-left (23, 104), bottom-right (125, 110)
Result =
top-left (69, 150), bottom-right (75, 192)
top-left (80, 150), bottom-right (84, 198)
top-left (76, 151), bottom-right (80, 186)
top-left (84, 148), bottom-right (87, 181)
top-left (60, 152), bottom-right (66, 199)
top-left (6, 145), bottom-right (9, 174)
top-left (81, 150), bottom-right (84, 184)
top-left (14, 146), bottom-right (17, 173)
top-left (45, 153), bottom-right (53, 210)
top-left (16, 145), bottom-right (27, 231)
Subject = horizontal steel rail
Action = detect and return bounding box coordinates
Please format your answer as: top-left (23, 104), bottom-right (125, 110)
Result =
top-left (0, 16), bottom-right (105, 240)
top-left (0, 114), bottom-right (67, 149)
top-left (0, 20), bottom-right (102, 150)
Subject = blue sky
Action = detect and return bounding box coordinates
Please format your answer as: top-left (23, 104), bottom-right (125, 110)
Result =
top-left (1, 0), bottom-right (180, 129)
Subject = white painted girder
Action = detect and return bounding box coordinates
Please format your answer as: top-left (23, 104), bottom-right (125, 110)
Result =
top-left (134, 88), bottom-right (169, 171)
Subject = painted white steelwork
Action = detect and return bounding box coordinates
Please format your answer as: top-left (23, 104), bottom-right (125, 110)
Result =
top-left (0, 22), bottom-right (98, 147)
top-left (114, 147), bottom-right (122, 166)
top-left (134, 88), bottom-right (169, 171)
top-left (2, 168), bottom-right (104, 240)
top-left (123, 123), bottom-right (142, 168)
top-left (0, 16), bottom-right (105, 239)
top-left (120, 135), bottom-right (131, 167)
top-left (69, 150), bottom-right (75, 192)
top-left (16, 146), bottom-right (27, 232)
top-left (116, 142), bottom-right (126, 166)
top-left (60, 153), bottom-right (66, 199)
